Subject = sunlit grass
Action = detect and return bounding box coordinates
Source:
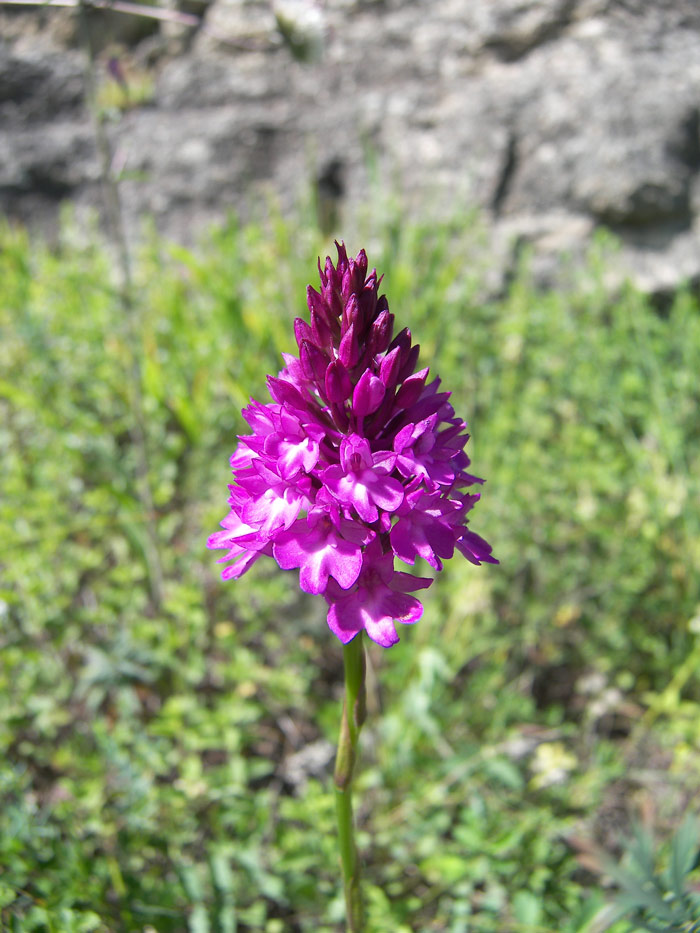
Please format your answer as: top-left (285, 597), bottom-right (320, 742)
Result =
top-left (1, 206), bottom-right (699, 931)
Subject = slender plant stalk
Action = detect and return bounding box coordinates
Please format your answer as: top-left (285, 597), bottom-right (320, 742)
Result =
top-left (77, 0), bottom-right (164, 609)
top-left (334, 632), bottom-right (366, 931)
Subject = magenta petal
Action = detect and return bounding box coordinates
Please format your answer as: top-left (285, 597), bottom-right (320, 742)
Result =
top-left (328, 590), bottom-right (401, 648)
top-left (336, 517), bottom-right (374, 545)
top-left (327, 600), bottom-right (365, 644)
top-left (380, 590), bottom-right (424, 624)
top-left (323, 464), bottom-right (378, 523)
top-left (362, 470), bottom-right (404, 512)
top-left (272, 536), bottom-right (304, 572)
top-left (273, 519), bottom-right (364, 593)
top-left (325, 541), bottom-right (364, 589)
top-left (389, 571), bottom-right (433, 593)
top-left (363, 614), bottom-right (399, 648)
top-left (208, 511), bottom-right (260, 550)
top-left (294, 317), bottom-right (315, 350)
top-left (425, 521), bottom-right (456, 560)
top-left (456, 530), bottom-right (499, 565)
top-left (221, 550), bottom-right (264, 580)
top-left (207, 529), bottom-right (236, 549)
top-left (299, 551), bottom-right (334, 594)
top-left (320, 464), bottom-right (344, 491)
top-left (393, 421), bottom-right (418, 453)
top-left (299, 536), bottom-right (363, 593)
top-left (390, 511), bottom-right (456, 570)
top-left (426, 459), bottom-right (455, 485)
top-left (347, 478), bottom-right (377, 523)
top-left (390, 519), bottom-right (421, 566)
top-left (242, 486), bottom-right (303, 537)
top-left (275, 436), bottom-right (319, 479)
top-left (339, 435), bottom-right (372, 472)
top-left (241, 400), bottom-right (277, 434)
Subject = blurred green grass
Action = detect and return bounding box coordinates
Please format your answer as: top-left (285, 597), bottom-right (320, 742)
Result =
top-left (1, 204), bottom-right (699, 932)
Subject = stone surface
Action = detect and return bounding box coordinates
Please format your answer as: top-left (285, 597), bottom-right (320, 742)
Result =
top-left (1, 0), bottom-right (700, 292)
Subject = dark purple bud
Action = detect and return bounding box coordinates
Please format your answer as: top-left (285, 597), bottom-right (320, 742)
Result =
top-left (307, 285), bottom-right (339, 343)
top-left (398, 344), bottom-right (420, 382)
top-left (300, 340), bottom-right (329, 385)
top-left (439, 422), bottom-right (468, 448)
top-left (350, 254), bottom-right (369, 294)
top-left (379, 346), bottom-right (401, 388)
top-left (310, 308), bottom-right (333, 350)
top-left (357, 288), bottom-right (377, 333)
top-left (394, 367), bottom-right (429, 409)
top-left (323, 289), bottom-right (342, 321)
top-left (322, 256), bottom-right (343, 317)
top-left (335, 240), bottom-right (349, 270)
top-left (364, 384), bottom-right (396, 432)
top-left (325, 359), bottom-right (353, 403)
top-left (407, 390), bottom-right (452, 423)
top-left (108, 56), bottom-right (128, 89)
top-left (352, 368), bottom-right (386, 417)
top-left (306, 286), bottom-right (332, 325)
top-left (338, 321), bottom-right (359, 368)
top-left (368, 310), bottom-right (394, 356)
top-left (388, 327), bottom-right (412, 361)
top-left (341, 294), bottom-right (359, 333)
top-left (325, 253), bottom-right (338, 283)
top-left (267, 376), bottom-right (308, 412)
top-left (294, 317), bottom-right (315, 351)
top-left (341, 265), bottom-right (354, 301)
top-left (330, 401), bottom-right (350, 432)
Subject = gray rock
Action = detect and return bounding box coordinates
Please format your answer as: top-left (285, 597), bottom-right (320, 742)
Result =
top-left (0, 46), bottom-right (84, 123)
top-left (2, 0), bottom-right (700, 293)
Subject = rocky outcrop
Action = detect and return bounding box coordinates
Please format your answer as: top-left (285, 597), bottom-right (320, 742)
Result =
top-left (1, 0), bottom-right (700, 292)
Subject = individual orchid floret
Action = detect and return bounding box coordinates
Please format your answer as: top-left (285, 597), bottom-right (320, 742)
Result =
top-left (208, 242), bottom-right (497, 647)
top-left (273, 507), bottom-right (371, 594)
top-left (325, 540), bottom-right (432, 648)
top-left (321, 435), bottom-right (403, 523)
top-left (390, 489), bottom-right (467, 571)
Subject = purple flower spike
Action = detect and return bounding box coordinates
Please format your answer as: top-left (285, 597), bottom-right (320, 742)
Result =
top-left (209, 243), bottom-right (497, 647)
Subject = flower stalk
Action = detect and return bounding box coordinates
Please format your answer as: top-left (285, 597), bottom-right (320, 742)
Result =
top-left (208, 244), bottom-right (497, 928)
top-left (334, 632), bottom-right (366, 931)
top-left (77, 0), bottom-right (164, 610)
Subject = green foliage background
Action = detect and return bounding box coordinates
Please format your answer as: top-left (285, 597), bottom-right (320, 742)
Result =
top-left (1, 204), bottom-right (700, 932)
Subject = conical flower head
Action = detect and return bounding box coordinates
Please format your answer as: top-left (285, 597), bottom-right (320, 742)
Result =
top-left (208, 243), bottom-right (497, 647)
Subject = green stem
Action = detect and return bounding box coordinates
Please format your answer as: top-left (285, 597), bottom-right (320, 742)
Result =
top-left (334, 633), bottom-right (366, 932)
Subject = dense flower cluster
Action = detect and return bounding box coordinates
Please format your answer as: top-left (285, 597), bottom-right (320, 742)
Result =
top-left (208, 244), bottom-right (496, 647)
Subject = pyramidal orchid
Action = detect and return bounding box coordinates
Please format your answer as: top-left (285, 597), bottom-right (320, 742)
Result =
top-left (209, 242), bottom-right (496, 648)
top-left (208, 243), bottom-right (496, 931)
